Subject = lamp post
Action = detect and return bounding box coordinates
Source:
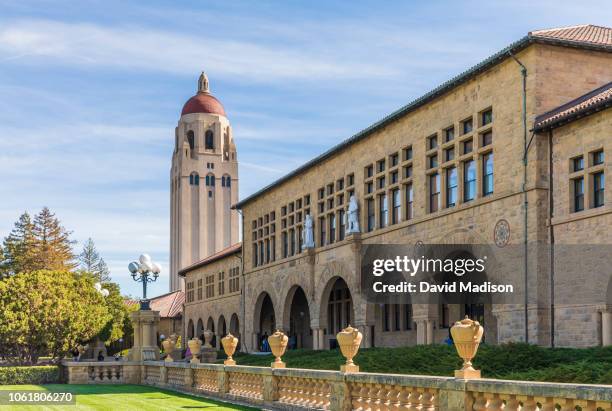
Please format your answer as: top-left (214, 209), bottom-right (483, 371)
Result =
top-left (128, 254), bottom-right (161, 310)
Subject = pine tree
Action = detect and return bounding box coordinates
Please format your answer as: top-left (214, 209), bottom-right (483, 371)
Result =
top-left (79, 238), bottom-right (111, 282)
top-left (0, 212), bottom-right (37, 277)
top-left (32, 207), bottom-right (77, 271)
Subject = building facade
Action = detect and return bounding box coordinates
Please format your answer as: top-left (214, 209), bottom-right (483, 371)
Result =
top-left (180, 25), bottom-right (612, 350)
top-left (169, 73), bottom-right (240, 291)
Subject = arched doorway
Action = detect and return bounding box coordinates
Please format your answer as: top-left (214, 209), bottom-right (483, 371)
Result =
top-left (218, 315), bottom-right (227, 338)
top-left (284, 286), bottom-right (312, 349)
top-left (230, 313), bottom-right (241, 350)
top-left (207, 317), bottom-right (216, 348)
top-left (187, 319), bottom-right (195, 339)
top-left (254, 292), bottom-right (275, 352)
top-left (323, 277), bottom-right (353, 349)
top-left (196, 318), bottom-right (204, 341)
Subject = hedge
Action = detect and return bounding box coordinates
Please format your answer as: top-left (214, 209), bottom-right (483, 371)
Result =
top-left (0, 366), bottom-right (60, 385)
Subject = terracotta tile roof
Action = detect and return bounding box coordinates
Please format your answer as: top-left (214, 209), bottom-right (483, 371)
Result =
top-left (530, 25), bottom-right (612, 47)
top-left (148, 290), bottom-right (184, 318)
top-left (178, 243), bottom-right (242, 277)
top-left (534, 82), bottom-right (612, 130)
top-left (233, 25), bottom-right (612, 209)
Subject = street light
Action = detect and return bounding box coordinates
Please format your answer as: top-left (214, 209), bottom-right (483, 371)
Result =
top-left (128, 254), bottom-right (161, 310)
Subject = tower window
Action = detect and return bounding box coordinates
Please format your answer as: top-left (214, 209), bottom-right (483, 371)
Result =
top-left (187, 130), bottom-right (195, 150)
top-left (189, 173), bottom-right (199, 186)
top-left (205, 130), bottom-right (214, 149)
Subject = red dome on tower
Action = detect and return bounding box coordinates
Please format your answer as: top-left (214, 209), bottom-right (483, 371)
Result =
top-left (181, 72), bottom-right (226, 117)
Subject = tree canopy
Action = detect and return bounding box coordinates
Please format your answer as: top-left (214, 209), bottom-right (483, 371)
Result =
top-left (0, 270), bottom-right (111, 364)
top-left (0, 208), bottom-right (76, 277)
top-left (0, 208), bottom-right (132, 364)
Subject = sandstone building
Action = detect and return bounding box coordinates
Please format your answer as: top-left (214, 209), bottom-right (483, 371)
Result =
top-left (180, 25), bottom-right (612, 350)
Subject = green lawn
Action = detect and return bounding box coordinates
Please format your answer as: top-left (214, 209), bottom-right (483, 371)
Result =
top-left (221, 343), bottom-right (612, 384)
top-left (0, 384), bottom-right (256, 410)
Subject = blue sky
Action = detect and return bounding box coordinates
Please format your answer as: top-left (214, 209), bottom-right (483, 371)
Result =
top-left (0, 0), bottom-right (610, 297)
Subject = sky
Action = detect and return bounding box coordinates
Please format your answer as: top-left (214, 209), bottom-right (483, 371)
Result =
top-left (0, 0), bottom-right (610, 297)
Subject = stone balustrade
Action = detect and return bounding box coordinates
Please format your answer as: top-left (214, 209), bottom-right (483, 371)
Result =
top-left (62, 360), bottom-right (612, 410)
top-left (62, 361), bottom-right (141, 385)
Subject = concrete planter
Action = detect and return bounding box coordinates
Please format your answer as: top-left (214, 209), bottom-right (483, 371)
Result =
top-left (450, 316), bottom-right (484, 379)
top-left (268, 330), bottom-right (288, 368)
top-left (221, 333), bottom-right (239, 366)
top-left (337, 325), bottom-right (362, 373)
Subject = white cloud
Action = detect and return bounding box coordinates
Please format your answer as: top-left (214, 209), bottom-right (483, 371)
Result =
top-left (0, 19), bottom-right (400, 82)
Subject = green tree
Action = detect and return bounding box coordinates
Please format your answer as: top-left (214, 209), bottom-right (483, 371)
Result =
top-left (79, 238), bottom-right (111, 282)
top-left (97, 282), bottom-right (130, 344)
top-left (0, 270), bottom-right (111, 364)
top-left (0, 212), bottom-right (37, 278)
top-left (31, 207), bottom-right (77, 271)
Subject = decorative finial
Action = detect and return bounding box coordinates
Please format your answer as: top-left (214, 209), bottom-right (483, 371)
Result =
top-left (198, 72), bottom-right (209, 93)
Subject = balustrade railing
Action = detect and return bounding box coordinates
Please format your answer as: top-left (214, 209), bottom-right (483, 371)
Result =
top-left (88, 364), bottom-right (122, 383)
top-left (62, 361), bottom-right (612, 411)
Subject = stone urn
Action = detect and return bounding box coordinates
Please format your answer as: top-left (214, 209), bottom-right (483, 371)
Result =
top-left (337, 325), bottom-right (362, 373)
top-left (187, 338), bottom-right (202, 364)
top-left (203, 329), bottom-right (214, 349)
top-left (162, 338), bottom-right (176, 362)
top-left (268, 330), bottom-right (288, 368)
top-left (450, 316), bottom-right (484, 379)
top-left (221, 333), bottom-right (239, 366)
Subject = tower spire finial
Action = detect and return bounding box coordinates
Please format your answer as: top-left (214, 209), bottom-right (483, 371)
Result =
top-left (198, 71), bottom-right (210, 93)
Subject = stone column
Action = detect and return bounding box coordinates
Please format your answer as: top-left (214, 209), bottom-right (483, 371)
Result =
top-left (252, 333), bottom-right (259, 352)
top-left (318, 329), bottom-right (325, 350)
top-left (312, 327), bottom-right (320, 350)
top-left (128, 309), bottom-right (161, 361)
top-left (426, 320), bottom-right (434, 345)
top-left (602, 310), bottom-right (612, 346)
top-left (416, 320), bottom-right (425, 345)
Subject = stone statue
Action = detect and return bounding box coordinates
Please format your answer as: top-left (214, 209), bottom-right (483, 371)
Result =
top-left (302, 214), bottom-right (315, 249)
top-left (345, 195), bottom-right (360, 234)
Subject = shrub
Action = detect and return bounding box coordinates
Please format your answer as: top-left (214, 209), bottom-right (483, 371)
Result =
top-left (0, 366), bottom-right (60, 385)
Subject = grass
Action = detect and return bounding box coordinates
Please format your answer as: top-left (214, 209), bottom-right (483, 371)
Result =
top-left (222, 343), bottom-right (612, 384)
top-left (0, 384), bottom-right (256, 410)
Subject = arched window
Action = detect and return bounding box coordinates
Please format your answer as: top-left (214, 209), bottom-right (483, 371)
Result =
top-left (205, 174), bottom-right (215, 186)
top-left (189, 172), bottom-right (199, 186)
top-left (221, 175), bottom-right (231, 188)
top-left (187, 130), bottom-right (195, 150)
top-left (205, 130), bottom-right (214, 150)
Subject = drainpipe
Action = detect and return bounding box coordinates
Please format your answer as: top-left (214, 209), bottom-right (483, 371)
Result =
top-left (236, 209), bottom-right (247, 352)
top-left (508, 51), bottom-right (529, 344)
top-left (547, 129), bottom-right (555, 347)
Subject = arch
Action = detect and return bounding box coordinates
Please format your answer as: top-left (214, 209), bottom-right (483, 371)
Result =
top-left (218, 315), bottom-right (227, 338)
top-left (230, 313), bottom-right (240, 335)
top-left (196, 318), bottom-right (204, 340)
top-left (205, 130), bottom-right (214, 149)
top-left (230, 313), bottom-right (241, 351)
top-left (187, 130), bottom-right (195, 150)
top-left (206, 316), bottom-right (216, 348)
top-left (319, 277), bottom-right (354, 347)
top-left (282, 285), bottom-right (312, 349)
top-left (253, 291), bottom-right (276, 351)
top-left (187, 319), bottom-right (195, 339)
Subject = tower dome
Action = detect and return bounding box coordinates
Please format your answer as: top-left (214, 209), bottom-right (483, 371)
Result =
top-left (181, 72), bottom-right (226, 117)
